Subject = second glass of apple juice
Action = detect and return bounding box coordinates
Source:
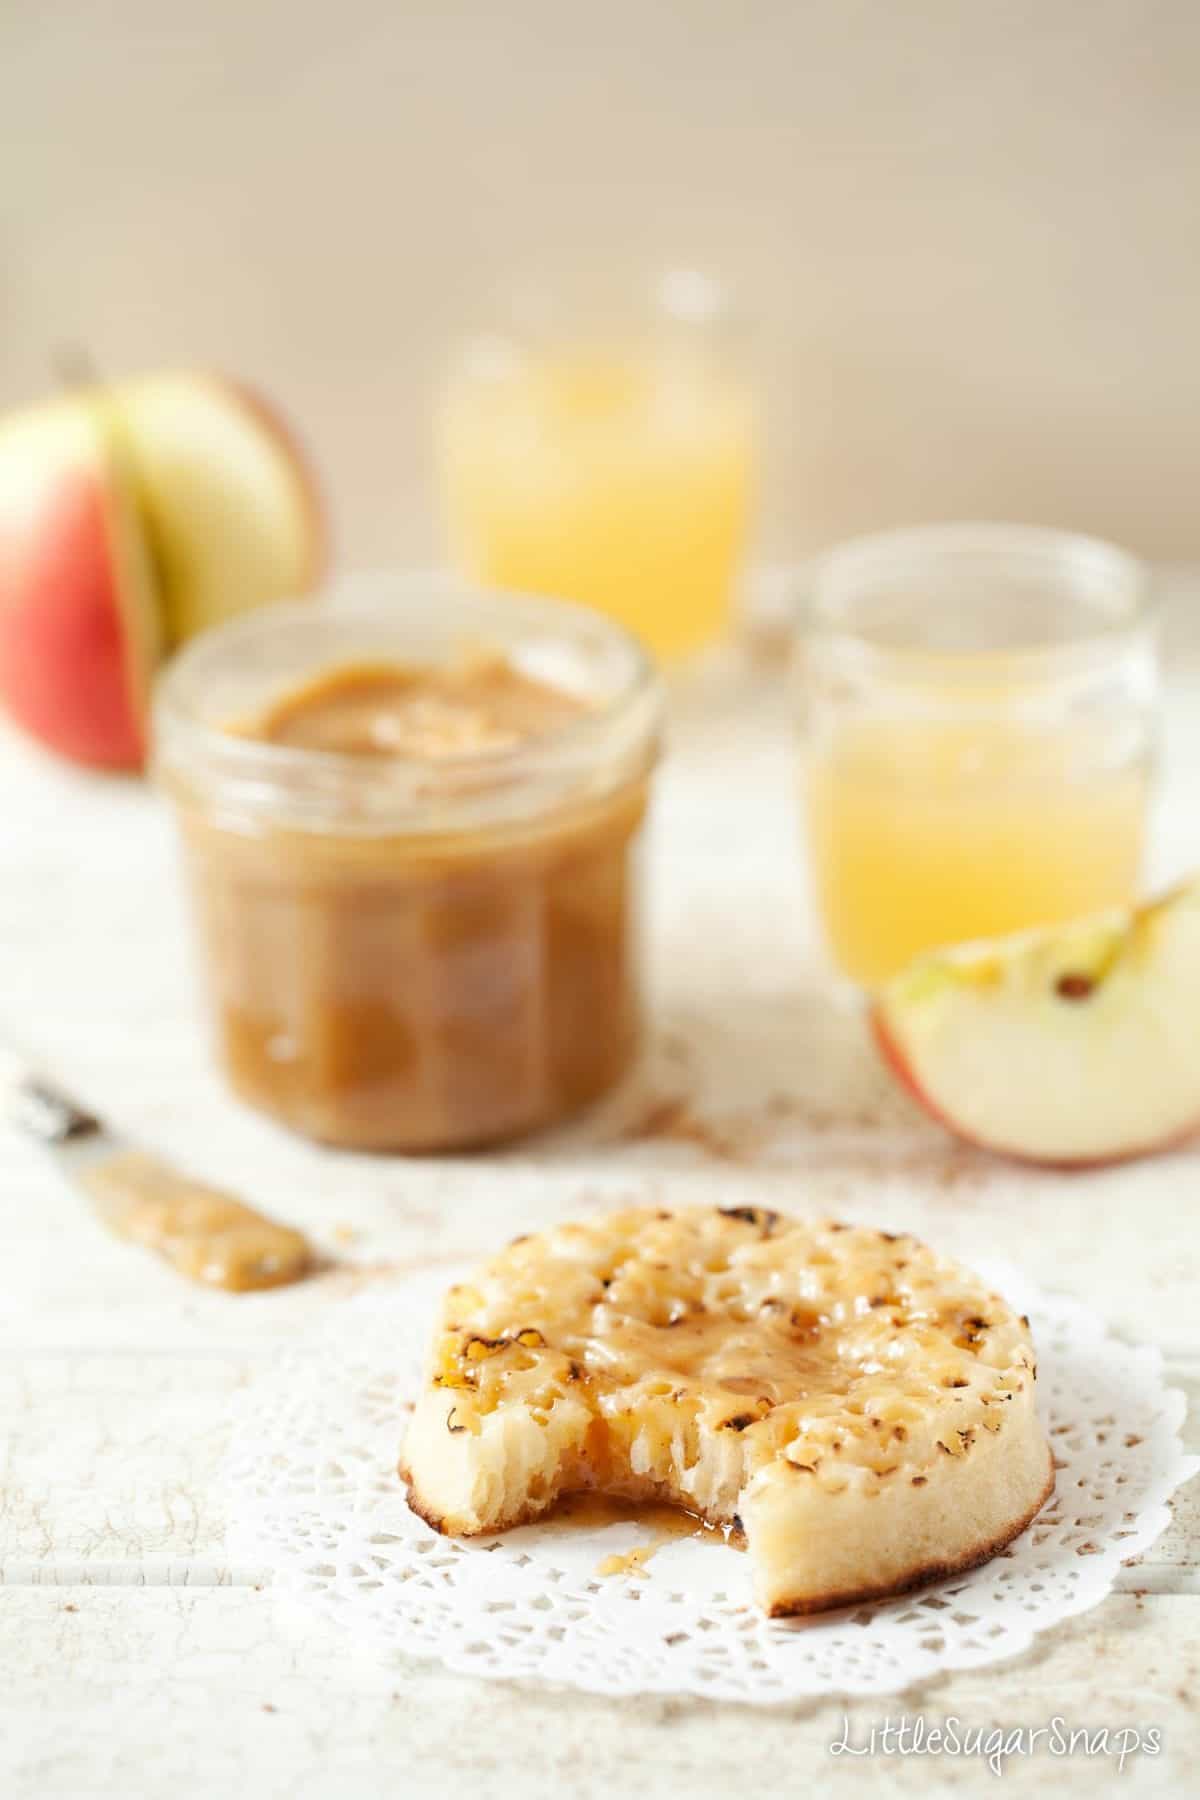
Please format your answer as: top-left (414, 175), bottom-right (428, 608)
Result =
top-left (798, 524), bottom-right (1159, 989)
top-left (435, 273), bottom-right (755, 662)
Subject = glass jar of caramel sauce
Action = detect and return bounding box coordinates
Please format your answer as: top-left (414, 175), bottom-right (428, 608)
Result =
top-left (154, 583), bottom-right (661, 1151)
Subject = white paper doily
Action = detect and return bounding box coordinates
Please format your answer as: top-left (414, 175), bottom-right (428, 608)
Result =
top-left (224, 1264), bottom-right (1196, 1703)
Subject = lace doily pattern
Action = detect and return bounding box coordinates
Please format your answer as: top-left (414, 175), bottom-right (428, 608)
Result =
top-left (225, 1266), bottom-right (1195, 1703)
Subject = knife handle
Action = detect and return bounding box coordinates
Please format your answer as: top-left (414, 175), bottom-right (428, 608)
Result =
top-left (5, 1068), bottom-right (100, 1144)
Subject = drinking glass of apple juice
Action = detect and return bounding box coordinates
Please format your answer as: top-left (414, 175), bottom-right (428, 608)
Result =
top-left (435, 272), bottom-right (755, 662)
top-left (797, 524), bottom-right (1159, 989)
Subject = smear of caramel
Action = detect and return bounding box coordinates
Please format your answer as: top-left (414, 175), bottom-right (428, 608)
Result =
top-left (540, 1491), bottom-right (741, 1579)
top-left (81, 1150), bottom-right (313, 1291)
top-left (617, 1095), bottom-right (746, 1161)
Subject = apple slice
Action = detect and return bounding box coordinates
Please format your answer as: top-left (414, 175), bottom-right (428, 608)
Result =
top-left (873, 880), bottom-right (1200, 1167)
top-left (0, 397), bottom-right (159, 767)
top-left (117, 372), bottom-right (325, 647)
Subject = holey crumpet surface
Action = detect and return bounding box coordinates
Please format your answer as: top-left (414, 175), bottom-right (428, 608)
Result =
top-left (401, 1207), bottom-right (1053, 1616)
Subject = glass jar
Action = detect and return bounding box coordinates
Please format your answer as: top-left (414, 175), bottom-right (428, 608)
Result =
top-left (797, 524), bottom-right (1159, 988)
top-left (435, 271), bottom-right (756, 661)
top-left (154, 580), bottom-right (661, 1151)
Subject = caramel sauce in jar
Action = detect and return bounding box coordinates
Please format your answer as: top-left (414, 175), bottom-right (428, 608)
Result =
top-left (155, 591), bottom-right (660, 1153)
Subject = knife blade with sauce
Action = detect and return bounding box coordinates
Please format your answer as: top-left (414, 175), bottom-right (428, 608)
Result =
top-left (4, 1054), bottom-right (313, 1292)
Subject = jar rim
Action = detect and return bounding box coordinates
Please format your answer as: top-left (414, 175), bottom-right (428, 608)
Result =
top-left (152, 578), bottom-right (662, 835)
top-left (804, 523), bottom-right (1158, 680)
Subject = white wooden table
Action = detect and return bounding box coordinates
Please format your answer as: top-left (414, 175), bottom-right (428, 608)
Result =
top-left (1, 644), bottom-right (1197, 1798)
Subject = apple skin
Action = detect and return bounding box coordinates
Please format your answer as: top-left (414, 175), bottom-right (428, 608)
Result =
top-left (0, 373), bottom-right (325, 770)
top-left (0, 468), bottom-right (140, 767)
top-left (869, 1003), bottom-right (1200, 1171)
top-left (0, 404), bottom-right (159, 768)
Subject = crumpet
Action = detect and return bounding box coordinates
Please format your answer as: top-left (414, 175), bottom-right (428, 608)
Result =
top-left (401, 1207), bottom-right (1053, 1616)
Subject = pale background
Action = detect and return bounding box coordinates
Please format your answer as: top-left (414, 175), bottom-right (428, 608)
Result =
top-left (5, 10), bottom-right (1200, 1791)
top-left (4, 0), bottom-right (1199, 569)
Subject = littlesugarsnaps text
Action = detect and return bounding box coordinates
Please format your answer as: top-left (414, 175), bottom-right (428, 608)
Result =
top-left (829, 1714), bottom-right (1163, 1778)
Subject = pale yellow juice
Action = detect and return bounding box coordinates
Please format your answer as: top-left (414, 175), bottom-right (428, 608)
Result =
top-left (807, 717), bottom-right (1148, 988)
top-left (437, 348), bottom-right (753, 659)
